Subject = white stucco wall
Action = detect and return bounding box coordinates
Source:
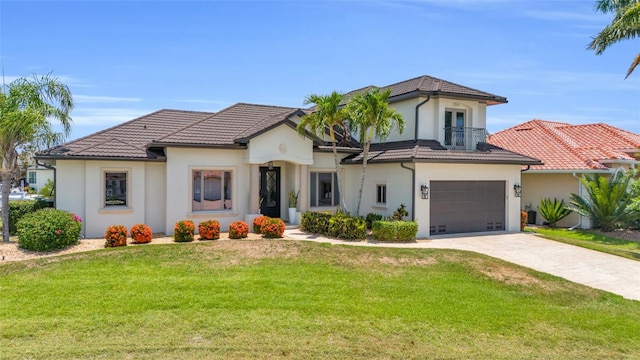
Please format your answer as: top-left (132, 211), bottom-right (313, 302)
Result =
top-left (522, 172), bottom-right (591, 228)
top-left (145, 162), bottom-right (166, 233)
top-left (247, 125), bottom-right (313, 165)
top-left (429, 98), bottom-right (487, 144)
top-left (166, 147), bottom-right (249, 235)
top-left (380, 98), bottom-right (418, 143)
top-left (56, 160), bottom-right (86, 236)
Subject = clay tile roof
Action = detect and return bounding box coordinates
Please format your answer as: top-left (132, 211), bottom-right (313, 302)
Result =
top-left (341, 140), bottom-right (542, 165)
top-left (40, 109), bottom-right (215, 160)
top-left (488, 119), bottom-right (640, 171)
top-left (155, 103), bottom-right (300, 146)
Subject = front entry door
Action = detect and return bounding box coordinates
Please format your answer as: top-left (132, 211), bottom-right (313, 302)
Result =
top-left (260, 166), bottom-right (281, 218)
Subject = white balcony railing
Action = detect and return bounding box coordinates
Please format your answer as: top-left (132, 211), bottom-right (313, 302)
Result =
top-left (443, 127), bottom-right (487, 150)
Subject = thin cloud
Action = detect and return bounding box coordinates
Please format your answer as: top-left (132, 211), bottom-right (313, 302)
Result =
top-left (70, 108), bottom-right (150, 127)
top-left (523, 10), bottom-right (603, 23)
top-left (75, 95), bottom-right (143, 103)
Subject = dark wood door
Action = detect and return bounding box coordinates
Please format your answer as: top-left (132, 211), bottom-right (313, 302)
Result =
top-left (260, 167), bottom-right (281, 218)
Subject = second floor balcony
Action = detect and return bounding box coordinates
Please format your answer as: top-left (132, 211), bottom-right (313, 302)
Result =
top-left (443, 127), bottom-right (487, 150)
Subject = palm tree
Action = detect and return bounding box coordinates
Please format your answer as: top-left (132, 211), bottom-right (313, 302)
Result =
top-left (296, 91), bottom-right (348, 211)
top-left (569, 171), bottom-right (635, 231)
top-left (0, 74), bottom-right (74, 242)
top-left (588, 0), bottom-right (640, 79)
top-left (347, 88), bottom-right (404, 215)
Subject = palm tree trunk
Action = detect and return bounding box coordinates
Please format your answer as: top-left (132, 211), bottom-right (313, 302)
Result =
top-left (356, 141), bottom-right (371, 216)
top-left (1, 170), bottom-right (12, 242)
top-left (332, 145), bottom-right (347, 212)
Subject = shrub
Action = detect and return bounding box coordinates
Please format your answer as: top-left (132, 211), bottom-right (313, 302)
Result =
top-left (261, 218), bottom-right (285, 238)
top-left (300, 212), bottom-right (332, 234)
top-left (17, 209), bottom-right (82, 252)
top-left (198, 220), bottom-right (220, 240)
top-left (229, 220), bottom-right (249, 239)
top-left (174, 220), bottom-right (195, 242)
top-left (365, 212), bottom-right (383, 230)
top-left (327, 211), bottom-right (367, 240)
top-left (38, 179), bottom-right (55, 199)
top-left (104, 225), bottom-right (128, 247)
top-left (130, 224), bottom-right (152, 244)
top-left (389, 203), bottom-right (408, 221)
top-left (371, 220), bottom-right (418, 242)
top-left (7, 199), bottom-right (47, 235)
top-left (538, 198), bottom-right (573, 227)
top-left (253, 215), bottom-right (269, 234)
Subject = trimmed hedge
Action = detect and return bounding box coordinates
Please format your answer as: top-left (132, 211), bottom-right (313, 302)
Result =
top-left (229, 221), bottom-right (249, 239)
top-left (7, 199), bottom-right (47, 235)
top-left (174, 220), bottom-right (195, 242)
top-left (372, 220), bottom-right (418, 242)
top-left (261, 217), bottom-right (285, 238)
top-left (130, 224), bottom-right (152, 244)
top-left (105, 225), bottom-right (128, 247)
top-left (300, 211), bottom-right (366, 241)
top-left (17, 209), bottom-right (82, 252)
top-left (198, 220), bottom-right (220, 240)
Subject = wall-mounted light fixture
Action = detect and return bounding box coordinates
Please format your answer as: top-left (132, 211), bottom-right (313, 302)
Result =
top-left (513, 183), bottom-right (522, 197)
top-left (268, 161), bottom-right (274, 170)
top-left (420, 183), bottom-right (429, 199)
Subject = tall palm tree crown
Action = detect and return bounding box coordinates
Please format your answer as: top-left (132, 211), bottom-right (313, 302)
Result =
top-left (0, 74), bottom-right (74, 242)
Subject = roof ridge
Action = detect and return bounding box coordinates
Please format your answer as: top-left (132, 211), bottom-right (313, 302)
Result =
top-left (234, 102), bottom-right (299, 110)
top-left (592, 123), bottom-right (640, 148)
top-left (153, 106), bottom-right (229, 142)
top-left (70, 137), bottom-right (140, 156)
top-left (234, 108), bottom-right (300, 139)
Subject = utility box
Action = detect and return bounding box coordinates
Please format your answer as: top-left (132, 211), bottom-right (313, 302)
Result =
top-left (527, 210), bottom-right (537, 225)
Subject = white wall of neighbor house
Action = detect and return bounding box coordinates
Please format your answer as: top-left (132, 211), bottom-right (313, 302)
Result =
top-left (522, 172), bottom-right (593, 229)
top-left (166, 147), bottom-right (249, 235)
top-left (27, 167), bottom-right (53, 192)
top-left (415, 163), bottom-right (522, 237)
top-left (56, 160), bottom-right (86, 236)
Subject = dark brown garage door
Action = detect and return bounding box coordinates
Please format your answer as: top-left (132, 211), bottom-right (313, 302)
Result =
top-left (430, 181), bottom-right (505, 235)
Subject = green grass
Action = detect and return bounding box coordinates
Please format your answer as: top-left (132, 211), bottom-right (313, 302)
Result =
top-left (1, 240), bottom-right (640, 359)
top-left (530, 227), bottom-right (640, 261)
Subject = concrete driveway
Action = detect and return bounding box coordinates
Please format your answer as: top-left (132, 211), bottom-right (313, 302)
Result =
top-left (283, 229), bottom-right (640, 301)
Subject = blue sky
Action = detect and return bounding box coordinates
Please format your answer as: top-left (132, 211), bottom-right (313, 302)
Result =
top-left (1, 0), bottom-right (638, 141)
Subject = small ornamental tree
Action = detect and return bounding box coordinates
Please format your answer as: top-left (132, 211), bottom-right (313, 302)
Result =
top-left (229, 220), bottom-right (249, 239)
top-left (261, 218), bottom-right (285, 238)
top-left (104, 225), bottom-right (128, 248)
top-left (130, 224), bottom-right (152, 243)
top-left (174, 220), bottom-right (195, 242)
top-left (253, 215), bottom-right (269, 234)
top-left (198, 220), bottom-right (220, 240)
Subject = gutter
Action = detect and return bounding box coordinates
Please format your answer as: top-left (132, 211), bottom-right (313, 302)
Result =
top-left (414, 95), bottom-right (431, 140)
top-left (400, 162), bottom-right (416, 221)
top-left (35, 159), bottom-right (56, 208)
top-left (521, 165), bottom-right (530, 173)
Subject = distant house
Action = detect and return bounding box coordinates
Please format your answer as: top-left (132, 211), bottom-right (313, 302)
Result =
top-left (26, 164), bottom-right (54, 193)
top-left (488, 120), bottom-right (640, 228)
top-left (36, 75), bottom-right (540, 238)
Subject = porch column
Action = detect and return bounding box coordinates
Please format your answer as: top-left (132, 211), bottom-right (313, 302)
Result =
top-left (299, 165), bottom-right (308, 212)
top-left (249, 164), bottom-right (260, 213)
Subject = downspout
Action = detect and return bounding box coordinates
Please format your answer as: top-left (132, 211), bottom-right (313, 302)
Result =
top-left (400, 162), bottom-right (415, 221)
top-left (414, 95), bottom-right (431, 140)
top-left (35, 160), bottom-right (56, 208)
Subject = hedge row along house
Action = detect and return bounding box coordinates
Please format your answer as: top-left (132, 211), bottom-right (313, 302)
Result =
top-left (36, 75), bottom-right (541, 238)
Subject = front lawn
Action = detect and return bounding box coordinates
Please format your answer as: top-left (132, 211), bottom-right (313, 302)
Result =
top-left (1, 240), bottom-right (639, 359)
top-left (529, 227), bottom-right (640, 261)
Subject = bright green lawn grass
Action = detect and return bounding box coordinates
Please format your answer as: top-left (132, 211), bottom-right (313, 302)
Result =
top-left (530, 227), bottom-right (640, 261)
top-left (1, 240), bottom-right (639, 359)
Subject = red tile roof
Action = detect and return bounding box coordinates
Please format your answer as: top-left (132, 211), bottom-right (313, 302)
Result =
top-left (488, 120), bottom-right (640, 171)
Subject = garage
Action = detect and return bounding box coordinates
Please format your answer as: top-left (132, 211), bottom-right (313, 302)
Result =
top-left (430, 181), bottom-right (505, 235)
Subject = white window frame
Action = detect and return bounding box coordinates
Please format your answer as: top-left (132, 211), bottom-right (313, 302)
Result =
top-left (28, 171), bottom-right (37, 185)
top-left (190, 167), bottom-right (235, 213)
top-left (103, 169), bottom-right (130, 209)
top-left (309, 170), bottom-right (339, 208)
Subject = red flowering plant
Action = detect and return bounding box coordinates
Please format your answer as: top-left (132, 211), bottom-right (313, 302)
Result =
top-left (253, 215), bottom-right (270, 234)
top-left (130, 224), bottom-right (153, 244)
top-left (261, 217), bottom-right (285, 238)
top-left (174, 220), bottom-right (195, 242)
top-left (228, 220), bottom-right (249, 239)
top-left (198, 220), bottom-right (220, 240)
top-left (104, 225), bottom-right (128, 247)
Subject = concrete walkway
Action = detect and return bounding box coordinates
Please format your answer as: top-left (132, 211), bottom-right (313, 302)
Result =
top-left (283, 229), bottom-right (640, 301)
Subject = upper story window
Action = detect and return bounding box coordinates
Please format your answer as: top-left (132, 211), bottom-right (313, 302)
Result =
top-left (28, 171), bottom-right (36, 185)
top-left (192, 170), bottom-right (233, 211)
top-left (444, 110), bottom-right (466, 147)
top-left (105, 172), bottom-right (128, 207)
top-left (310, 171), bottom-right (339, 207)
top-left (376, 184), bottom-right (387, 205)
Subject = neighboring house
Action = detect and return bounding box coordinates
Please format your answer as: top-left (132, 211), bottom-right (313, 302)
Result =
top-left (37, 75), bottom-right (541, 238)
top-left (26, 164), bottom-right (54, 193)
top-left (488, 120), bottom-right (640, 228)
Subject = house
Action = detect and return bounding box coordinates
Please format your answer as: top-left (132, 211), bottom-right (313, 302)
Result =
top-left (488, 120), bottom-right (640, 228)
top-left (36, 75), bottom-right (541, 239)
top-left (26, 164), bottom-right (54, 193)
